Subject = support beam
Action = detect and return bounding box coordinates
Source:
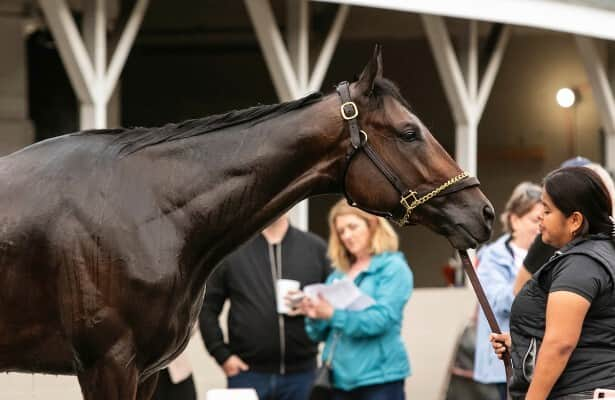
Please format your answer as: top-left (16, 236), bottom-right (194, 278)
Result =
top-left (246, 0), bottom-right (348, 229)
top-left (459, 20), bottom-right (478, 101)
top-left (313, 0), bottom-right (615, 42)
top-left (575, 36), bottom-right (615, 172)
top-left (104, 0), bottom-right (149, 101)
top-left (421, 15), bottom-right (472, 125)
top-left (455, 122), bottom-right (478, 177)
top-left (476, 25), bottom-right (510, 118)
top-left (422, 17), bottom-right (509, 176)
top-left (244, 0), bottom-right (299, 101)
top-left (39, 0), bottom-right (148, 129)
top-left (38, 0), bottom-right (96, 104)
top-left (308, 4), bottom-right (349, 92)
top-left (0, 14), bottom-right (35, 155)
top-left (287, 0), bottom-right (309, 92)
top-left (575, 37), bottom-right (615, 135)
top-left (82, 0), bottom-right (106, 128)
top-left (83, 0), bottom-right (106, 81)
top-left (286, 0), bottom-right (310, 230)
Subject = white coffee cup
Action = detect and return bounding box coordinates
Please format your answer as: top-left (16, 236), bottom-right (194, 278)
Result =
top-left (276, 279), bottom-right (300, 314)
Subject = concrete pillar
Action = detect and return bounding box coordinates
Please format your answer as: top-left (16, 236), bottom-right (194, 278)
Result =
top-left (0, 14), bottom-right (34, 155)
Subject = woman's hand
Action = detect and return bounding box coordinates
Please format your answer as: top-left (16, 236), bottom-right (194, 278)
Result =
top-left (286, 290), bottom-right (306, 316)
top-left (297, 295), bottom-right (334, 320)
top-left (489, 332), bottom-right (512, 359)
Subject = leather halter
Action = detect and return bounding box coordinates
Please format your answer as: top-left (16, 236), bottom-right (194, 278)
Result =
top-left (336, 81), bottom-right (481, 226)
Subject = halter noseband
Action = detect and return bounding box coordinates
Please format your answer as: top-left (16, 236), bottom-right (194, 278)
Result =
top-left (336, 81), bottom-right (480, 226)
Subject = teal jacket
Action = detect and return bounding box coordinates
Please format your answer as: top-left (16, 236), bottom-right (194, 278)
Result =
top-left (305, 251), bottom-right (413, 391)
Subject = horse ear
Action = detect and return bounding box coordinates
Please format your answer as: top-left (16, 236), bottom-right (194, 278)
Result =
top-left (356, 44), bottom-right (383, 96)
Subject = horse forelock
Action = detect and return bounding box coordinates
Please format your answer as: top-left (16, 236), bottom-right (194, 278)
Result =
top-left (368, 78), bottom-right (413, 113)
top-left (81, 91), bottom-right (324, 156)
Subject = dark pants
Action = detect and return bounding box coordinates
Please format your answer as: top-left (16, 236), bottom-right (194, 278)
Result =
top-left (227, 369), bottom-right (316, 400)
top-left (152, 369), bottom-right (197, 400)
top-left (496, 383), bottom-right (507, 400)
top-left (332, 380), bottom-right (405, 400)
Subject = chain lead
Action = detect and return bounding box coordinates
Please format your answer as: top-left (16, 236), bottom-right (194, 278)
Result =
top-left (397, 172), bottom-right (469, 226)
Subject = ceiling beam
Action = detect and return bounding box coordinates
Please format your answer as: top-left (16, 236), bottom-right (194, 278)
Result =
top-left (312, 0), bottom-right (615, 42)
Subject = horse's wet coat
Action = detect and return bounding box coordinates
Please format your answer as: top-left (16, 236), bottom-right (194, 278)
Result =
top-left (0, 46), bottom-right (493, 399)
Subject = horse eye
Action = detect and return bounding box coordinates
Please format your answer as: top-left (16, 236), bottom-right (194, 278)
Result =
top-left (401, 129), bottom-right (419, 142)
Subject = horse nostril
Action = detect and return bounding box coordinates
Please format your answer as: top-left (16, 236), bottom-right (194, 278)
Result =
top-left (483, 205), bottom-right (495, 224)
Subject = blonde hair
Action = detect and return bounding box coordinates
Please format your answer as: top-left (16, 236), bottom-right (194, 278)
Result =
top-left (327, 199), bottom-right (399, 271)
top-left (500, 181), bottom-right (542, 234)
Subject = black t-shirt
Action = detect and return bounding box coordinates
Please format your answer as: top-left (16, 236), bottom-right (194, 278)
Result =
top-left (511, 244), bottom-right (615, 398)
top-left (523, 234), bottom-right (556, 274)
top-left (548, 255), bottom-right (611, 302)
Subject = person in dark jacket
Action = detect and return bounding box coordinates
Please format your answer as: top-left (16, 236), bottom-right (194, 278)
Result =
top-left (491, 167), bottom-right (615, 400)
top-left (199, 214), bottom-right (330, 400)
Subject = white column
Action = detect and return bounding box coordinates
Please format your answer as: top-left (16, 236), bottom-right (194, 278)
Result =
top-left (286, 0), bottom-right (311, 230)
top-left (455, 121), bottom-right (478, 177)
top-left (287, 0), bottom-right (309, 91)
top-left (459, 20), bottom-right (478, 101)
top-left (308, 4), bottom-right (350, 92)
top-left (247, 1), bottom-right (348, 230)
top-left (38, 0), bottom-right (148, 129)
top-left (575, 36), bottom-right (615, 172)
top-left (244, 0), bottom-right (299, 101)
top-left (456, 21), bottom-right (479, 176)
top-left (421, 15), bottom-right (471, 126)
top-left (477, 25), bottom-right (510, 117)
top-left (422, 17), bottom-right (509, 288)
top-left (81, 0), bottom-right (106, 128)
top-left (0, 14), bottom-right (35, 155)
top-left (422, 17), bottom-right (509, 176)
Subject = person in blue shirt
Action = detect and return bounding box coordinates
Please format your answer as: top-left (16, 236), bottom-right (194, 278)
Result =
top-left (473, 182), bottom-right (543, 399)
top-left (294, 199), bottom-right (413, 400)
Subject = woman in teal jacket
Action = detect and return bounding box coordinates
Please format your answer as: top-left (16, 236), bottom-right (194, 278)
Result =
top-left (298, 199), bottom-right (413, 399)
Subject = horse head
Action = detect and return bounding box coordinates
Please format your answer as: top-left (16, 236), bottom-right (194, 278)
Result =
top-left (339, 46), bottom-right (494, 249)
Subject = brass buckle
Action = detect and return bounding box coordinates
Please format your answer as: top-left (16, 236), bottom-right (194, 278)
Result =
top-left (400, 190), bottom-right (419, 209)
top-left (340, 102), bottom-right (359, 120)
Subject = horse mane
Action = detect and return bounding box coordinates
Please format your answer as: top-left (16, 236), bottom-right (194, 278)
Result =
top-left (84, 77), bottom-right (407, 157)
top-left (85, 91), bottom-right (323, 156)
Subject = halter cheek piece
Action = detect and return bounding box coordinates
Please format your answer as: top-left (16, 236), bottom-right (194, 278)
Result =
top-left (336, 81), bottom-right (481, 226)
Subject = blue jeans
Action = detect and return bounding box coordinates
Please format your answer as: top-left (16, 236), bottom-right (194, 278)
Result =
top-left (332, 380), bottom-right (405, 400)
top-left (227, 369), bottom-right (316, 400)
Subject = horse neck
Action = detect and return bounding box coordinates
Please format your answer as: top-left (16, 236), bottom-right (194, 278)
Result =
top-left (144, 93), bottom-right (346, 271)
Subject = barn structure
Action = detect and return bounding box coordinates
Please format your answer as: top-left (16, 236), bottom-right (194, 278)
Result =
top-left (1, 0), bottom-right (614, 398)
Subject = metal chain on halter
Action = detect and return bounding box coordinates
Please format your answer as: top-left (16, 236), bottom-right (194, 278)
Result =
top-left (398, 172), bottom-right (469, 226)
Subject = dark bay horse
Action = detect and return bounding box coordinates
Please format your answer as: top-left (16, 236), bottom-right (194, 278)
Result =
top-left (0, 46), bottom-right (493, 399)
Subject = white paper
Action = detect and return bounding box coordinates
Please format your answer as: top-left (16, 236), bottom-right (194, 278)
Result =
top-left (304, 278), bottom-right (375, 311)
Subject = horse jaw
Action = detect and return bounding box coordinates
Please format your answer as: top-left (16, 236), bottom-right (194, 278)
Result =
top-left (412, 195), bottom-right (494, 250)
top-left (446, 224), bottom-right (487, 250)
